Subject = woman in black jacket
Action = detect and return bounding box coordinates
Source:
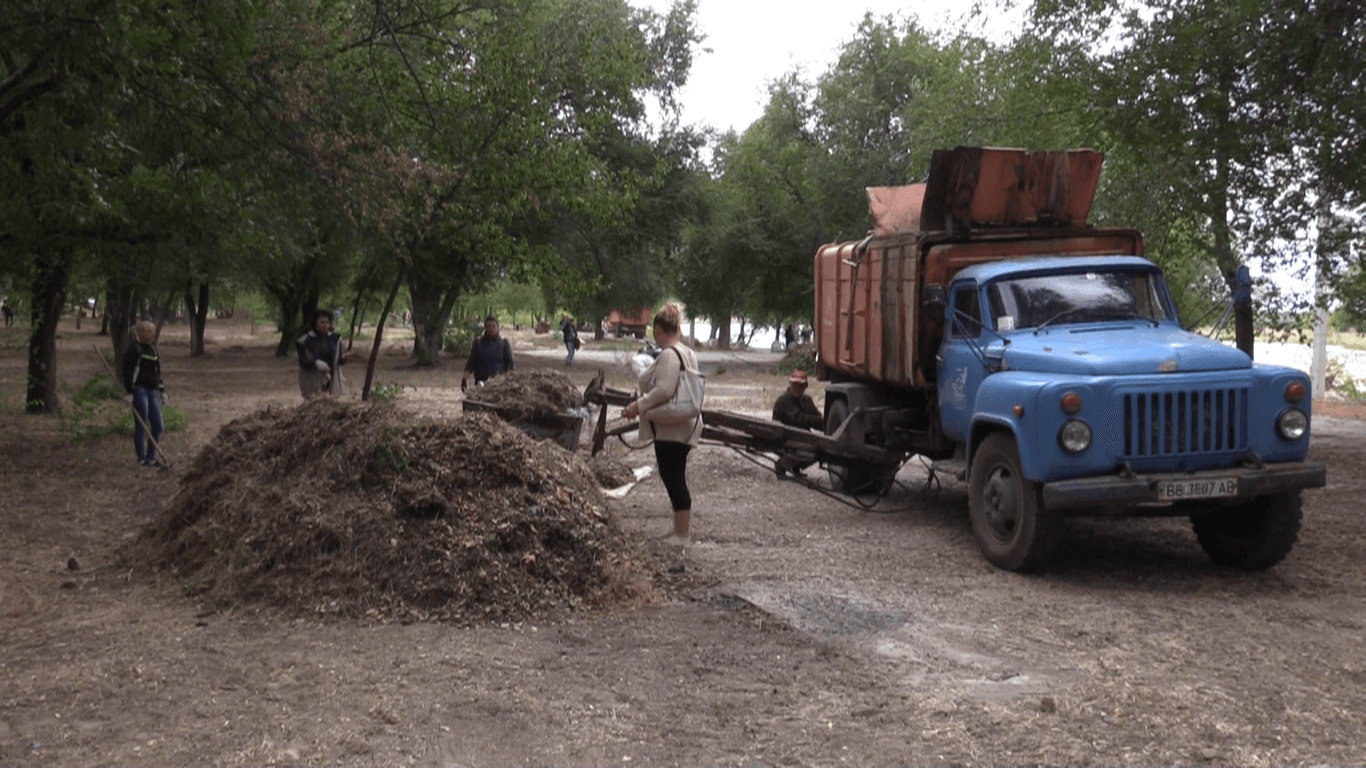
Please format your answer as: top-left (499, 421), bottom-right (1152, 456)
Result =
top-left (121, 320), bottom-right (165, 468)
top-left (296, 309), bottom-right (354, 398)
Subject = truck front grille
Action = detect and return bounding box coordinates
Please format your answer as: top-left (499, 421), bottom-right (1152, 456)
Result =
top-left (1122, 388), bottom-right (1248, 457)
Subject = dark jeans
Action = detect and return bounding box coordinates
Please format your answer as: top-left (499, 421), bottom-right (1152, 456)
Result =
top-left (654, 440), bottom-right (692, 511)
top-left (132, 385), bottom-right (164, 463)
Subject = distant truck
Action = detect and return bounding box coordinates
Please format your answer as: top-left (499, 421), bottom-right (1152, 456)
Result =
top-left (814, 147), bottom-right (1326, 571)
top-left (605, 307), bottom-right (652, 339)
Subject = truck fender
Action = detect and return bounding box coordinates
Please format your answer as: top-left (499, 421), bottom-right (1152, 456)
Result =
top-left (967, 417), bottom-right (1022, 481)
top-left (822, 382), bottom-right (880, 415)
top-left (966, 371), bottom-right (1053, 481)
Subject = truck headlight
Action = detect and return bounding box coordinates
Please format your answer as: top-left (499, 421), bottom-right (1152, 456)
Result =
top-left (1059, 419), bottom-right (1092, 453)
top-left (1276, 408), bottom-right (1308, 440)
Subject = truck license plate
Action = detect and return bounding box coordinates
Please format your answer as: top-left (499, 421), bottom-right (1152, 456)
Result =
top-left (1158, 477), bottom-right (1238, 500)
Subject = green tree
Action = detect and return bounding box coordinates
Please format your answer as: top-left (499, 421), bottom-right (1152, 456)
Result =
top-left (1024, 0), bottom-right (1366, 356)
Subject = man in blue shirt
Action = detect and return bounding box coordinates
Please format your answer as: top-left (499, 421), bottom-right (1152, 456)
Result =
top-left (462, 315), bottom-right (514, 391)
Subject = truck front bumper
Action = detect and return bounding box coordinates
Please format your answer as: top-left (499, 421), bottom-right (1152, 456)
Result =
top-left (1042, 461), bottom-right (1327, 513)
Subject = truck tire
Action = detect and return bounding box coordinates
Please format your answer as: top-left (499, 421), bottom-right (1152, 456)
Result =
top-left (824, 398), bottom-right (890, 494)
top-left (1190, 492), bottom-right (1303, 570)
top-left (969, 433), bottom-right (1059, 572)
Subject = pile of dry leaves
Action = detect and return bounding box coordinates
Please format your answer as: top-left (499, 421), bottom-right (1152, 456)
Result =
top-left (130, 398), bottom-right (659, 625)
top-left (469, 369), bottom-right (585, 420)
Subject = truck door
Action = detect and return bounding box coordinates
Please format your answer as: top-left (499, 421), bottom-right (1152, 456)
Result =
top-left (937, 282), bottom-right (986, 443)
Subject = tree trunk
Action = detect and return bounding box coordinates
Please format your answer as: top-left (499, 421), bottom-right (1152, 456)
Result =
top-left (105, 281), bottom-right (138, 375)
top-left (410, 281), bottom-right (448, 366)
top-left (151, 288), bottom-right (176, 338)
top-left (1212, 62), bottom-right (1252, 359)
top-left (275, 297), bottom-right (301, 357)
top-left (269, 250), bottom-right (322, 356)
top-left (184, 281), bottom-right (209, 356)
top-left (26, 255), bottom-right (70, 414)
top-left (717, 315), bottom-right (731, 350)
top-left (362, 259), bottom-right (411, 400)
top-left (302, 283), bottom-right (321, 337)
top-left (346, 262), bottom-right (379, 351)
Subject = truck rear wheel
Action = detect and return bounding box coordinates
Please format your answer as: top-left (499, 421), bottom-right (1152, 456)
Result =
top-left (969, 433), bottom-right (1059, 572)
top-left (1190, 492), bottom-right (1302, 570)
top-left (824, 398), bottom-right (892, 494)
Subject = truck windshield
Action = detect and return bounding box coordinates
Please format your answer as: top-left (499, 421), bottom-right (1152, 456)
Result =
top-left (987, 270), bottom-right (1171, 332)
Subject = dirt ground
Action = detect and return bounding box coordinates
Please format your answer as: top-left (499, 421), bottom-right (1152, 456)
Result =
top-left (2, 314), bottom-right (1364, 767)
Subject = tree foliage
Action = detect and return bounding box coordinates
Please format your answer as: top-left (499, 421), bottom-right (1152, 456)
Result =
top-left (1023, 0), bottom-right (1365, 353)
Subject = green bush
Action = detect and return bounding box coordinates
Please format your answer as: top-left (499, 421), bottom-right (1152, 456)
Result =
top-left (75, 374), bottom-right (125, 406)
top-left (63, 375), bottom-right (188, 441)
top-left (777, 352), bottom-right (816, 376)
top-left (444, 323), bottom-right (478, 357)
top-left (370, 380), bottom-right (405, 403)
top-left (1328, 358), bottom-right (1366, 401)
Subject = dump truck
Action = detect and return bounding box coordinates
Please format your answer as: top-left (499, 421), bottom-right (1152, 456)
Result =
top-left (812, 146), bottom-right (1326, 572)
top-left (605, 307), bottom-right (653, 339)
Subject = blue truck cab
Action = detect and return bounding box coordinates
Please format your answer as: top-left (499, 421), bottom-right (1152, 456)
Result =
top-left (935, 255), bottom-right (1326, 570)
top-left (813, 147), bottom-right (1326, 571)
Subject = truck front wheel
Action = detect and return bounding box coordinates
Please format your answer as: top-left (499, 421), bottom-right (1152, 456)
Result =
top-left (969, 433), bottom-right (1059, 572)
top-left (1190, 492), bottom-right (1303, 570)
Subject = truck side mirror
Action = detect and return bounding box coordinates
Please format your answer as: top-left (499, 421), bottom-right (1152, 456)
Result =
top-left (1233, 265), bottom-right (1251, 304)
top-left (924, 284), bottom-right (947, 321)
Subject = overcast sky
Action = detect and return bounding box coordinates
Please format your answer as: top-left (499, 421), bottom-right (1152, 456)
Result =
top-left (636, 0), bottom-right (1023, 134)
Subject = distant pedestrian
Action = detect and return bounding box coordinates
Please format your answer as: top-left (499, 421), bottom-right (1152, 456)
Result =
top-left (784, 323), bottom-right (795, 349)
top-left (1, 300), bottom-right (13, 327)
top-left (297, 309), bottom-right (354, 398)
top-left (561, 314), bottom-right (579, 366)
top-left (121, 320), bottom-right (166, 468)
top-left (462, 315), bottom-right (514, 391)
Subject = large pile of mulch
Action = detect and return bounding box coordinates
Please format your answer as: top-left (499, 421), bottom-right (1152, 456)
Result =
top-left (130, 397), bottom-right (658, 625)
top-left (469, 369), bottom-right (584, 420)
top-left (588, 455), bottom-right (637, 489)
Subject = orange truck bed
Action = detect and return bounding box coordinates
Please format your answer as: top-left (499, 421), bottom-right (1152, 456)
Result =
top-left (814, 147), bottom-right (1144, 388)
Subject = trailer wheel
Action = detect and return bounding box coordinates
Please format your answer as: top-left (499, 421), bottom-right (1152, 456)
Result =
top-left (1190, 492), bottom-right (1302, 570)
top-left (969, 433), bottom-right (1058, 572)
top-left (824, 398), bottom-right (892, 494)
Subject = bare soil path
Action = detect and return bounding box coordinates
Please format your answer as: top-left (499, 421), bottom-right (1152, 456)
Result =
top-left (1, 316), bottom-right (1364, 766)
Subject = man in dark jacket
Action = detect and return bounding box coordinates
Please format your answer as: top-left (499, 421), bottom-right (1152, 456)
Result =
top-left (772, 369), bottom-right (823, 477)
top-left (561, 314), bottom-right (578, 366)
top-left (463, 315), bottom-right (514, 390)
top-left (773, 369), bottom-right (823, 430)
top-left (121, 320), bottom-right (166, 468)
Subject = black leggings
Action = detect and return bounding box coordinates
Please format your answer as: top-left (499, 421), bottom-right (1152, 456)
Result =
top-left (654, 440), bottom-right (692, 511)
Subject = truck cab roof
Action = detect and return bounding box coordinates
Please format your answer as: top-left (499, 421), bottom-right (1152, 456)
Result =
top-left (950, 255), bottom-right (1160, 284)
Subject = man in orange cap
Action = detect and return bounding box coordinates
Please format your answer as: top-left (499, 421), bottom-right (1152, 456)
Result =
top-left (772, 369), bottom-right (823, 476)
top-left (773, 369), bottom-right (823, 430)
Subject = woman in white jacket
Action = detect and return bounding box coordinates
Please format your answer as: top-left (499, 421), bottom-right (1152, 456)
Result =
top-left (623, 304), bottom-right (702, 545)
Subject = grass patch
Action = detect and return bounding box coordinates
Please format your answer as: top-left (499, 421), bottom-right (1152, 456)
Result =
top-left (61, 375), bottom-right (188, 441)
top-left (1328, 330), bottom-right (1366, 351)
